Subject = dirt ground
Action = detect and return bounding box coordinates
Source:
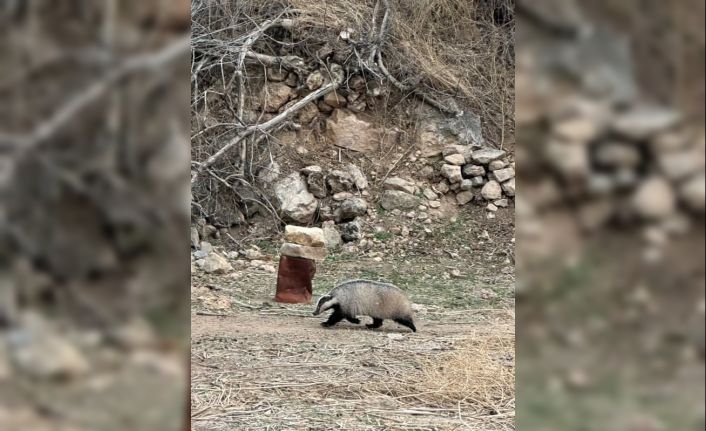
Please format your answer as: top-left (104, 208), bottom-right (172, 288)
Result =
top-left (190, 210), bottom-right (516, 431)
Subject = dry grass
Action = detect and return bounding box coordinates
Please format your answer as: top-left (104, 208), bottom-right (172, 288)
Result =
top-left (394, 326), bottom-right (515, 414)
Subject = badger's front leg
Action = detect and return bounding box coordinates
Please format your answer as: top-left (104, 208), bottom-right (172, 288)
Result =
top-left (321, 307), bottom-right (344, 327)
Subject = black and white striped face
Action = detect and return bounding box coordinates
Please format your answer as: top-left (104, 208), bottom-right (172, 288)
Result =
top-left (313, 294), bottom-right (338, 315)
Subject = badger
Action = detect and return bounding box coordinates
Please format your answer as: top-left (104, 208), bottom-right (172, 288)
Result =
top-left (312, 279), bottom-right (417, 332)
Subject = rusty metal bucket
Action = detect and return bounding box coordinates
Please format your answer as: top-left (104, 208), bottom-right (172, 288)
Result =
top-left (274, 255), bottom-right (316, 303)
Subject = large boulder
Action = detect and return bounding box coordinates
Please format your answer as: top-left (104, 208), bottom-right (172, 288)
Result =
top-left (326, 110), bottom-right (397, 153)
top-left (274, 173), bottom-right (318, 223)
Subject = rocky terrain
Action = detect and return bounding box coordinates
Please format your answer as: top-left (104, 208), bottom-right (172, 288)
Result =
top-left (189, 1), bottom-right (516, 429)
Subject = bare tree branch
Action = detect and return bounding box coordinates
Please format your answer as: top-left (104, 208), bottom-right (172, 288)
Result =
top-left (191, 64), bottom-right (344, 184)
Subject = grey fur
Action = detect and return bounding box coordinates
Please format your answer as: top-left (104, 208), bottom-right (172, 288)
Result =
top-left (313, 279), bottom-right (416, 331)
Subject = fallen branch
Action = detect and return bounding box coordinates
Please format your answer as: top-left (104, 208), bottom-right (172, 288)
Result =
top-left (191, 64), bottom-right (344, 183)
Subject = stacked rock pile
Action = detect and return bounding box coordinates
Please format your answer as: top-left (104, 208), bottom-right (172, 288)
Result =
top-left (437, 145), bottom-right (515, 218)
top-left (275, 225), bottom-right (327, 304)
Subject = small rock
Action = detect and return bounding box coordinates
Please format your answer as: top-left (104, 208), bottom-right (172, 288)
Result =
top-left (471, 148), bottom-right (506, 164)
top-left (442, 144), bottom-right (473, 161)
top-left (280, 243), bottom-right (327, 261)
top-left (450, 269), bottom-right (463, 278)
top-left (632, 176), bottom-right (676, 219)
top-left (471, 176), bottom-right (486, 187)
top-left (307, 172), bottom-right (327, 199)
top-left (449, 182), bottom-right (460, 192)
top-left (106, 318), bottom-right (156, 350)
top-left (323, 91), bottom-right (347, 108)
top-left (594, 142), bottom-right (641, 168)
top-left (285, 72), bottom-right (298, 87)
top-left (486, 203), bottom-right (498, 212)
top-left (488, 160), bottom-right (507, 171)
top-left (6, 314), bottom-right (90, 380)
top-left (658, 149), bottom-right (705, 181)
top-left (380, 190), bottom-right (421, 210)
top-left (679, 172), bottom-right (705, 212)
top-left (612, 105), bottom-right (681, 140)
top-left (387, 333), bottom-right (405, 341)
top-left (203, 253), bottom-right (233, 274)
top-left (326, 170), bottom-right (355, 193)
top-left (383, 177), bottom-right (417, 195)
top-left (297, 102), bottom-right (319, 124)
top-left (486, 212), bottom-right (496, 219)
top-left (459, 179), bottom-right (474, 191)
top-left (502, 178), bottom-right (516, 196)
top-left (259, 83), bottom-right (295, 112)
top-left (335, 197), bottom-right (368, 222)
top-left (420, 165), bottom-right (436, 179)
top-left (401, 226), bottom-right (410, 237)
top-left (200, 223), bottom-right (218, 239)
top-left (333, 192), bottom-right (354, 201)
top-left (553, 116), bottom-right (604, 142)
top-left (481, 180), bottom-right (503, 200)
top-left (492, 167), bottom-right (516, 183)
top-left (345, 163), bottom-right (369, 190)
top-left (340, 219), bottom-right (363, 242)
top-left (428, 200), bottom-right (441, 208)
top-left (494, 199), bottom-right (509, 207)
top-left (443, 153), bottom-right (466, 166)
top-left (479, 289), bottom-right (498, 299)
top-left (301, 165), bottom-right (323, 175)
top-left (190, 227), bottom-right (199, 249)
top-left (434, 181), bottom-right (450, 194)
top-left (456, 191), bottom-right (474, 205)
top-left (318, 100), bottom-right (334, 113)
top-left (200, 241), bottom-right (213, 253)
top-left (306, 71), bottom-right (324, 90)
top-left (284, 225), bottom-right (326, 247)
top-left (422, 188), bottom-right (438, 200)
top-left (441, 164), bottom-right (463, 183)
top-left (193, 250), bottom-right (209, 260)
top-left (257, 161), bottom-right (281, 184)
top-left (463, 164), bottom-right (486, 177)
top-left (267, 68), bottom-right (288, 82)
top-left (242, 248), bottom-right (264, 260)
top-left (322, 221), bottom-right (342, 249)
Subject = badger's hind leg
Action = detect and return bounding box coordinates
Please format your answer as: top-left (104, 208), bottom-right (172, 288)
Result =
top-left (345, 316), bottom-right (360, 324)
top-left (366, 318), bottom-right (383, 329)
top-left (321, 307), bottom-right (344, 327)
top-left (394, 318), bottom-right (417, 332)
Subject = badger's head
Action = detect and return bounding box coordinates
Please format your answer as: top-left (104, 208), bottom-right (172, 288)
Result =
top-left (313, 294), bottom-right (338, 315)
